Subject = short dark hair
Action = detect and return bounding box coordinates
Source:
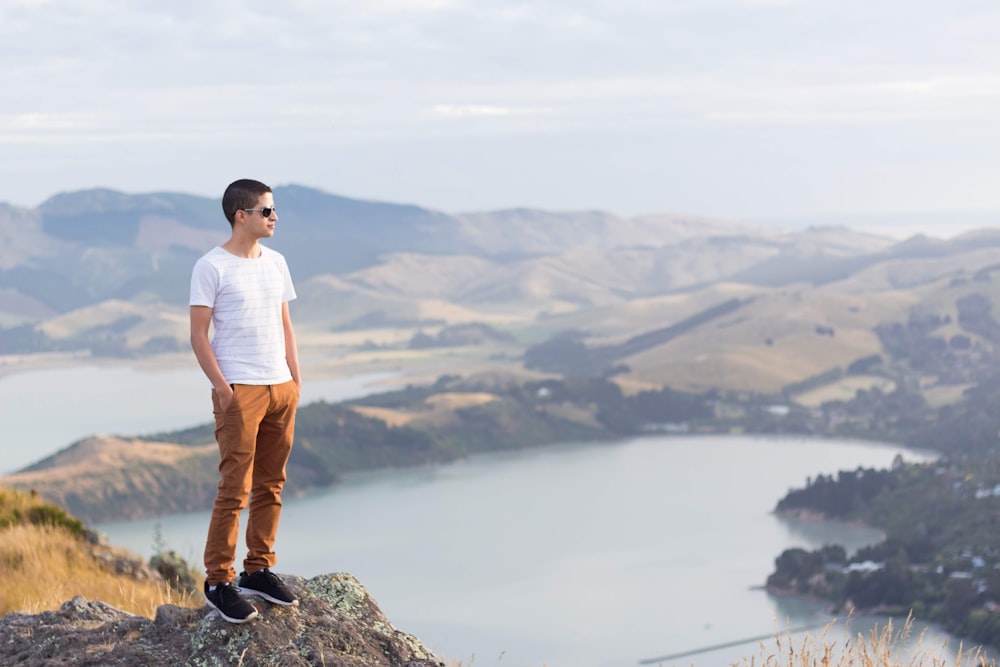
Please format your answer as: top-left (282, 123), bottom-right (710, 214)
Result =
top-left (222, 179), bottom-right (272, 225)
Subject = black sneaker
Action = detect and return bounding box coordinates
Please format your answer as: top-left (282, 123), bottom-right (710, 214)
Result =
top-left (237, 568), bottom-right (298, 606)
top-left (204, 581), bottom-right (259, 623)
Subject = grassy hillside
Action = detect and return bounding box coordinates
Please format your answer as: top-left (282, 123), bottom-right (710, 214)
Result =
top-left (619, 289), bottom-right (901, 393)
top-left (6, 436), bottom-right (219, 522)
top-left (0, 487), bottom-right (201, 618)
top-left (6, 228), bottom-right (1000, 407)
top-left (8, 184), bottom-right (1000, 404)
top-left (0, 185), bottom-right (917, 369)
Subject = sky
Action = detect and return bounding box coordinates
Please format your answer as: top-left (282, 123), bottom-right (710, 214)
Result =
top-left (3, 0), bottom-right (1000, 231)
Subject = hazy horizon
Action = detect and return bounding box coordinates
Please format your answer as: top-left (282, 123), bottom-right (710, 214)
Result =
top-left (4, 182), bottom-right (998, 241)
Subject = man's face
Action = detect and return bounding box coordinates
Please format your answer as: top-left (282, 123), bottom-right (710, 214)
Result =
top-left (242, 193), bottom-right (277, 238)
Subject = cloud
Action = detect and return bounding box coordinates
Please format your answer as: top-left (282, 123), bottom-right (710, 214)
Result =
top-left (2, 112), bottom-right (89, 131)
top-left (431, 104), bottom-right (554, 118)
top-left (3, 1), bottom-right (1000, 217)
top-left (703, 74), bottom-right (1000, 125)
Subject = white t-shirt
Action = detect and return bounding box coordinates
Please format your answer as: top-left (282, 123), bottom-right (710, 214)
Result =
top-left (189, 245), bottom-right (297, 385)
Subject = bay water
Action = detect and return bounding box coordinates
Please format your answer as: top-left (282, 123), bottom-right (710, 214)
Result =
top-left (98, 436), bottom-right (970, 667)
top-left (0, 364), bottom-right (978, 666)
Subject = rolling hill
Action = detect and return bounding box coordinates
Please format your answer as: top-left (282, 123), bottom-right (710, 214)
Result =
top-left (3, 185), bottom-right (1000, 403)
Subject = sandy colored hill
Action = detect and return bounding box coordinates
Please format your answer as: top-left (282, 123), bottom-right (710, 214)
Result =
top-left (7, 185), bottom-right (1000, 403)
top-left (3, 436), bottom-right (218, 520)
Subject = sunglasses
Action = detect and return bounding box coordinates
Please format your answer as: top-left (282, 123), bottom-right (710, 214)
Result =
top-left (243, 206), bottom-right (276, 217)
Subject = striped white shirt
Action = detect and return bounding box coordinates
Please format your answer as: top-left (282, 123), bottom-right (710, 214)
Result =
top-left (190, 245), bottom-right (297, 385)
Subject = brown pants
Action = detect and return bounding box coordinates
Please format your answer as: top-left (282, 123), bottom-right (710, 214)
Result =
top-left (204, 381), bottom-right (299, 585)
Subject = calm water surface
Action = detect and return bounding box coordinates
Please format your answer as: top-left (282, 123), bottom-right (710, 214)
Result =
top-left (1, 363), bottom-right (977, 666)
top-left (98, 435), bottom-right (976, 667)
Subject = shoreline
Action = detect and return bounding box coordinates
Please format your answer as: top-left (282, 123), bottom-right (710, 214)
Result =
top-left (0, 351), bottom-right (97, 379)
top-left (0, 349), bottom-right (396, 384)
top-left (771, 507), bottom-right (884, 532)
top-left (0, 344), bottom-right (535, 387)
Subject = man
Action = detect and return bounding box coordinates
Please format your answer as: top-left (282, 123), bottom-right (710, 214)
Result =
top-left (189, 178), bottom-right (301, 623)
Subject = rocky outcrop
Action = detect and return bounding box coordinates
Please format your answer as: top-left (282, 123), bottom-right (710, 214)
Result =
top-left (0, 573), bottom-right (443, 667)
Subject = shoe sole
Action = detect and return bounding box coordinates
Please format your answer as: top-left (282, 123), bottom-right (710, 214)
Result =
top-left (206, 600), bottom-right (259, 623)
top-left (236, 586), bottom-right (299, 606)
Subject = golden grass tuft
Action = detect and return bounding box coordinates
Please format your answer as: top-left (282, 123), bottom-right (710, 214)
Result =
top-left (443, 618), bottom-right (998, 667)
top-left (734, 616), bottom-right (996, 667)
top-left (0, 523), bottom-right (203, 618)
top-left (0, 487), bottom-right (202, 619)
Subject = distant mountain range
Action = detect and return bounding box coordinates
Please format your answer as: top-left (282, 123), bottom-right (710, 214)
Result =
top-left (0, 185), bottom-right (774, 317)
top-left (4, 185), bottom-right (1000, 396)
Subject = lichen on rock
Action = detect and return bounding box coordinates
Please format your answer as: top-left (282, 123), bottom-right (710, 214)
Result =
top-left (0, 572), bottom-right (443, 667)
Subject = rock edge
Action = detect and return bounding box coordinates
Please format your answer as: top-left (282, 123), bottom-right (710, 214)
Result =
top-left (0, 572), bottom-right (444, 667)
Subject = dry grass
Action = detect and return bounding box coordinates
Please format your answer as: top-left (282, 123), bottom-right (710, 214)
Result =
top-left (350, 404), bottom-right (421, 427)
top-left (0, 437), bottom-right (217, 527)
top-left (792, 376), bottom-right (898, 408)
top-left (0, 523), bottom-right (203, 618)
top-left (36, 299), bottom-right (189, 348)
top-left (733, 617), bottom-right (995, 667)
top-left (922, 382), bottom-right (974, 409)
top-left (424, 392), bottom-right (498, 409)
top-left (3, 435), bottom-right (216, 479)
top-left (0, 488), bottom-right (202, 619)
top-left (443, 618), bottom-right (997, 667)
top-left (349, 391), bottom-right (499, 428)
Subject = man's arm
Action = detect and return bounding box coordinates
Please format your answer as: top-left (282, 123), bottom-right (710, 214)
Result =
top-left (282, 302), bottom-right (301, 388)
top-left (190, 305), bottom-right (234, 408)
